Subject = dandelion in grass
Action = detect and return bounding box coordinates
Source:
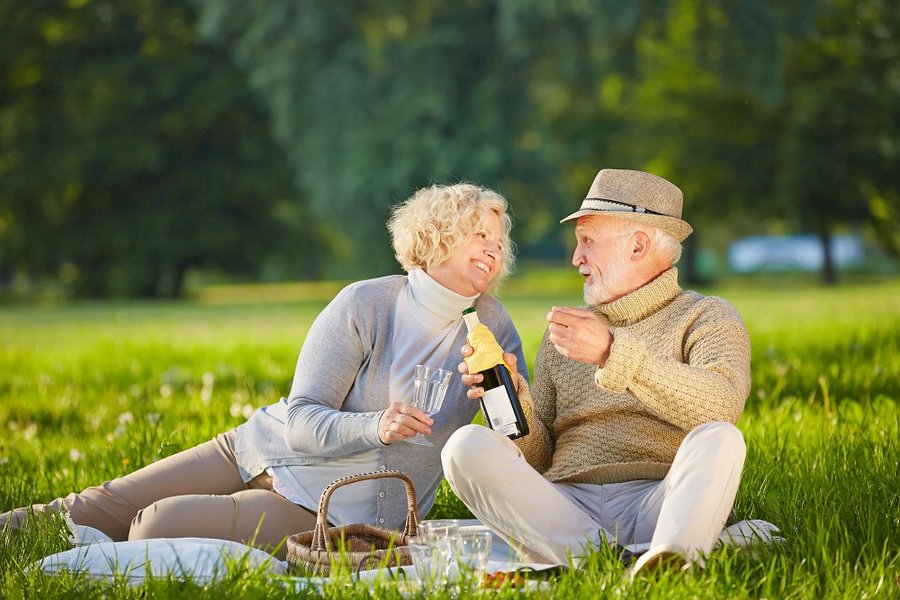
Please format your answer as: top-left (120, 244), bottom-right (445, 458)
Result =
top-left (200, 372), bottom-right (215, 405)
top-left (68, 449), bottom-right (83, 462)
top-left (113, 411), bottom-right (134, 437)
top-left (88, 412), bottom-right (103, 430)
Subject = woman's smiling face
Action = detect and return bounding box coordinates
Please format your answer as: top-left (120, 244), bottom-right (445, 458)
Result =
top-left (425, 210), bottom-right (504, 297)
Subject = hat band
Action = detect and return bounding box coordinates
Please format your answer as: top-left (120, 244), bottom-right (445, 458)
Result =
top-left (583, 197), bottom-right (665, 216)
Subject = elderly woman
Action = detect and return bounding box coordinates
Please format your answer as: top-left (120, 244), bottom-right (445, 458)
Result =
top-left (0, 183), bottom-right (527, 559)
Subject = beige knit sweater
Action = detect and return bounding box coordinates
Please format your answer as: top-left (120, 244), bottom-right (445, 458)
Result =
top-left (514, 267), bottom-right (751, 485)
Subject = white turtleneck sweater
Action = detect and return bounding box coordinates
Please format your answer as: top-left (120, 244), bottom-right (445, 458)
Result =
top-left (388, 268), bottom-right (479, 414)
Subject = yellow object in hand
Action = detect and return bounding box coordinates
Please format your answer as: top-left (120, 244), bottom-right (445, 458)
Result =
top-left (465, 323), bottom-right (512, 376)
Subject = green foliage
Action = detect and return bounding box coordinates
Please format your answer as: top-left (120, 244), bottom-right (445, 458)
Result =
top-left (0, 0), bottom-right (321, 298)
top-left (194, 0), bottom-right (897, 286)
top-left (1, 277), bottom-right (898, 597)
top-left (774, 0), bottom-right (900, 281)
top-left (1, 0), bottom-right (897, 291)
top-left (196, 0), bottom-right (559, 276)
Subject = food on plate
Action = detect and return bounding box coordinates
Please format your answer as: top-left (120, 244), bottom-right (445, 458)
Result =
top-left (480, 571), bottom-right (526, 589)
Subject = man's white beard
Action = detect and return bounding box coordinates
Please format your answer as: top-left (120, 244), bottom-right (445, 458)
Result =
top-left (583, 251), bottom-right (630, 305)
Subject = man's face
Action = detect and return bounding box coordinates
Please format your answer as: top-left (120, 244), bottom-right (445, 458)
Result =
top-left (571, 216), bottom-right (633, 304)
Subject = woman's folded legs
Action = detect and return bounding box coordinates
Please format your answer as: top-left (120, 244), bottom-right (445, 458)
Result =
top-left (2, 429), bottom-right (247, 541)
top-left (128, 487), bottom-right (317, 560)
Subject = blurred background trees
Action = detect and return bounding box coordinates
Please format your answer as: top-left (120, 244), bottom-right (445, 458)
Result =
top-left (0, 0), bottom-right (318, 297)
top-left (1, 0), bottom-right (896, 298)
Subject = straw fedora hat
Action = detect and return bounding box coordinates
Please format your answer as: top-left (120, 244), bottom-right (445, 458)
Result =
top-left (560, 169), bottom-right (693, 241)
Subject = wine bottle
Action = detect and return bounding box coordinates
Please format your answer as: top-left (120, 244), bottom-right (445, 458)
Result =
top-left (462, 307), bottom-right (529, 440)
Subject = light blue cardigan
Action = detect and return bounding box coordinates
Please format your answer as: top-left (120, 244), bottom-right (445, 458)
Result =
top-left (235, 274), bottom-right (528, 527)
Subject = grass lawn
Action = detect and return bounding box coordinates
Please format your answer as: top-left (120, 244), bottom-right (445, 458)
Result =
top-left (1, 273), bottom-right (898, 598)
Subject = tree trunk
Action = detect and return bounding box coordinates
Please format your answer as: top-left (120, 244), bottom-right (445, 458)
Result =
top-left (818, 227), bottom-right (838, 285)
top-left (680, 231), bottom-right (707, 286)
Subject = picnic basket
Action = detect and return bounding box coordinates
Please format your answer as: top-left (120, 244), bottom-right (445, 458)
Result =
top-left (286, 469), bottom-right (419, 575)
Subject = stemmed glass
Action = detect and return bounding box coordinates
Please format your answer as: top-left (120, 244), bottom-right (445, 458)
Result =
top-left (406, 364), bottom-right (452, 446)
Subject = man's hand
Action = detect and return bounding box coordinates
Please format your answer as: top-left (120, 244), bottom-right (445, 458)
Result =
top-left (377, 402), bottom-right (433, 444)
top-left (458, 344), bottom-right (520, 399)
top-left (547, 306), bottom-right (613, 366)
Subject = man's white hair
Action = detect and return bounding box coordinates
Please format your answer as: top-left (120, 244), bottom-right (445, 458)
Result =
top-left (618, 221), bottom-right (683, 264)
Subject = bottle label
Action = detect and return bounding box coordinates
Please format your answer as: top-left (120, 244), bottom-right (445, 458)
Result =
top-left (482, 386), bottom-right (520, 437)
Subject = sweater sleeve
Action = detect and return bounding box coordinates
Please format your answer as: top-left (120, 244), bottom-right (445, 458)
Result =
top-left (511, 377), bottom-right (553, 473)
top-left (511, 330), bottom-right (556, 472)
top-left (598, 299), bottom-right (751, 431)
top-left (283, 284), bottom-right (383, 455)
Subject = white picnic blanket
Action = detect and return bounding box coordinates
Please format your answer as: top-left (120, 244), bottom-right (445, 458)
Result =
top-left (361, 518), bottom-right (785, 573)
top-left (620, 518), bottom-right (786, 555)
top-left (33, 514), bottom-right (783, 585)
top-left (31, 514), bottom-right (287, 583)
top-left (350, 518), bottom-right (785, 590)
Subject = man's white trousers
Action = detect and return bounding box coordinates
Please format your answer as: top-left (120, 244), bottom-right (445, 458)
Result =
top-left (441, 421), bottom-right (745, 565)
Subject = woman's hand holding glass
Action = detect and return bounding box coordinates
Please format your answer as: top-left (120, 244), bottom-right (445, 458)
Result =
top-left (406, 365), bottom-right (452, 446)
top-left (377, 402), bottom-right (433, 445)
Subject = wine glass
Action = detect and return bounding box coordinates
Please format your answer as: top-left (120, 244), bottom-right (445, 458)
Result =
top-left (455, 529), bottom-right (493, 581)
top-left (406, 364), bottom-right (452, 446)
top-left (417, 520), bottom-right (460, 584)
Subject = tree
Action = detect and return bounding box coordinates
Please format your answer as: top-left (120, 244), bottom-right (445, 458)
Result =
top-left (489, 0), bottom-right (798, 281)
top-left (196, 0), bottom-right (564, 277)
top-left (502, 0), bottom-right (895, 284)
top-left (0, 0), bottom-right (316, 297)
top-left (4, 0), bottom-right (891, 294)
top-left (774, 0), bottom-right (899, 283)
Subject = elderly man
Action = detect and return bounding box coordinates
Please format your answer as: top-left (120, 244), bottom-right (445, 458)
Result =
top-left (442, 168), bottom-right (751, 576)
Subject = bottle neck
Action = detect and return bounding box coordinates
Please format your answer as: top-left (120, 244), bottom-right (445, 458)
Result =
top-left (462, 311), bottom-right (480, 334)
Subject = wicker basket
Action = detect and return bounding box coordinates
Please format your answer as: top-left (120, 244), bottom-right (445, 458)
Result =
top-left (286, 469), bottom-right (419, 575)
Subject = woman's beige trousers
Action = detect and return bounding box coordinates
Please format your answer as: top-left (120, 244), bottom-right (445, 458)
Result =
top-left (0, 429), bottom-right (316, 559)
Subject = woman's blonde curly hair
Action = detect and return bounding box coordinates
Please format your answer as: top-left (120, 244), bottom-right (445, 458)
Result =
top-left (388, 183), bottom-right (515, 287)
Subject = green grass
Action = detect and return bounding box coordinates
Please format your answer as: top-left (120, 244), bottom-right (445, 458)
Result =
top-left (1, 275), bottom-right (898, 598)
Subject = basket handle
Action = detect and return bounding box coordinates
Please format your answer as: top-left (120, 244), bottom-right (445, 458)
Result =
top-left (310, 469), bottom-right (419, 552)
